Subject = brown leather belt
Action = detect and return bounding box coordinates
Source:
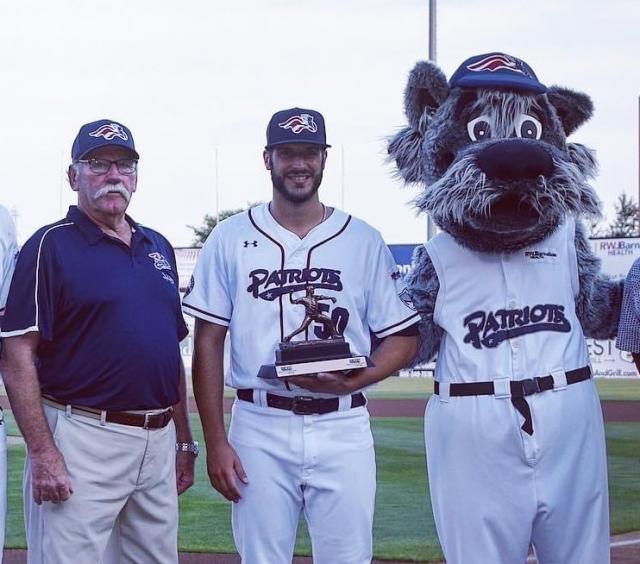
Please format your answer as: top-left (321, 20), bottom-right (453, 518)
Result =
top-left (41, 397), bottom-right (173, 429)
top-left (237, 389), bottom-right (366, 415)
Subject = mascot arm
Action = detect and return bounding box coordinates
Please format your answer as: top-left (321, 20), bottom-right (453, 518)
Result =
top-left (406, 245), bottom-right (443, 365)
top-left (574, 221), bottom-right (623, 339)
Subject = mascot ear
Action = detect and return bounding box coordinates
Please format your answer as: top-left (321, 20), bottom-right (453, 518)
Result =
top-left (404, 61), bottom-right (449, 127)
top-left (547, 86), bottom-right (593, 136)
top-left (388, 61), bottom-right (449, 184)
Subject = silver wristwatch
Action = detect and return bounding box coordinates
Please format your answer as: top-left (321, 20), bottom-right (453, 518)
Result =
top-left (176, 441), bottom-right (199, 456)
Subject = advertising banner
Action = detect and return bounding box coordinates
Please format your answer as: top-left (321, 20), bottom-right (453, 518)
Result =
top-left (588, 238), bottom-right (640, 378)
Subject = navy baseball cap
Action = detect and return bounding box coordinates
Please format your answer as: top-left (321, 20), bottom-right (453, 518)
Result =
top-left (265, 107), bottom-right (331, 149)
top-left (71, 119), bottom-right (139, 161)
top-left (449, 52), bottom-right (547, 94)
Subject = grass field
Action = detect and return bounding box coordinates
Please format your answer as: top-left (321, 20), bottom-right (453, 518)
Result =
top-left (3, 413), bottom-right (639, 561)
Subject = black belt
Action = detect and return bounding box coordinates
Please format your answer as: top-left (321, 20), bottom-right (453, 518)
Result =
top-left (434, 366), bottom-right (591, 435)
top-left (237, 389), bottom-right (366, 415)
top-left (42, 397), bottom-right (174, 430)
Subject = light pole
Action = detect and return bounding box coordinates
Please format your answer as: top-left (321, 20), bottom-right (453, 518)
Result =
top-left (426, 0), bottom-right (437, 241)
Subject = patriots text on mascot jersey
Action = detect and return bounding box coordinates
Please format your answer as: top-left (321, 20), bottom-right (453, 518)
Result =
top-left (388, 52), bottom-right (622, 564)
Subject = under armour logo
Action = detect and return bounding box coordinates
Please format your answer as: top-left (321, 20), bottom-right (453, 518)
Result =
top-left (244, 240), bottom-right (258, 248)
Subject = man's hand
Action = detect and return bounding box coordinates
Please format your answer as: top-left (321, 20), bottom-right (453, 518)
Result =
top-left (30, 446), bottom-right (73, 505)
top-left (176, 452), bottom-right (195, 495)
top-left (206, 441), bottom-right (248, 502)
top-left (286, 371), bottom-right (355, 395)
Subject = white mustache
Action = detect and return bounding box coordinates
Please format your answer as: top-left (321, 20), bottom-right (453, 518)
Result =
top-left (93, 184), bottom-right (131, 203)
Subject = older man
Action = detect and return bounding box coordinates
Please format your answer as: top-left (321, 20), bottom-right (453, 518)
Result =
top-left (1, 120), bottom-right (195, 563)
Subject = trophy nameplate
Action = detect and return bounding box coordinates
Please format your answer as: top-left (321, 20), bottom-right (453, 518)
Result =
top-left (258, 286), bottom-right (374, 380)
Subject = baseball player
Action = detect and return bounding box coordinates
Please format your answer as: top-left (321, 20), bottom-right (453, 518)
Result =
top-left (184, 107), bottom-right (419, 564)
top-left (0, 204), bottom-right (18, 563)
top-left (1, 120), bottom-right (195, 563)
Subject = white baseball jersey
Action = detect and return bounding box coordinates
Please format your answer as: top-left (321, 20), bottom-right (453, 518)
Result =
top-left (0, 204), bottom-right (17, 564)
top-left (183, 203), bottom-right (419, 394)
top-left (424, 217), bottom-right (609, 563)
top-left (0, 205), bottom-right (18, 316)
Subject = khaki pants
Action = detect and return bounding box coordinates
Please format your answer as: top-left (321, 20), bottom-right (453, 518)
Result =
top-left (25, 404), bottom-right (178, 564)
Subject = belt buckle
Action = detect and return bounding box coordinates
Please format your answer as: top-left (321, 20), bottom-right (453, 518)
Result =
top-left (292, 396), bottom-right (315, 415)
top-left (521, 378), bottom-right (540, 396)
top-left (143, 413), bottom-right (152, 429)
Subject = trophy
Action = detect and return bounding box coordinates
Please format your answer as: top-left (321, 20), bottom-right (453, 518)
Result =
top-left (258, 285), bottom-right (373, 379)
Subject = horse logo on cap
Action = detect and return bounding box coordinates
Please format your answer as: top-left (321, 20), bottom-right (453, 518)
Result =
top-left (89, 123), bottom-right (129, 141)
top-left (467, 54), bottom-right (524, 75)
top-left (278, 114), bottom-right (318, 134)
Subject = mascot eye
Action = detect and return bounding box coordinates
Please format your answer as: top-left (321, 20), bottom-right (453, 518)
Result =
top-left (467, 116), bottom-right (491, 141)
top-left (515, 114), bottom-right (542, 140)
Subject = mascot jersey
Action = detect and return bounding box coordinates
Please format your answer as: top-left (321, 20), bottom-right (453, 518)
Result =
top-left (427, 216), bottom-right (590, 381)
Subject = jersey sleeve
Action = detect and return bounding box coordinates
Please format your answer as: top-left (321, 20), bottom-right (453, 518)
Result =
top-left (182, 226), bottom-right (233, 327)
top-left (0, 207), bottom-right (18, 314)
top-left (616, 257), bottom-right (640, 352)
top-left (0, 227), bottom-right (60, 339)
top-left (365, 235), bottom-right (420, 339)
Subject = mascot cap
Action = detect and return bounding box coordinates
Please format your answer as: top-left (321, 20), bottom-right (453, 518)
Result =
top-left (266, 107), bottom-right (331, 149)
top-left (72, 119), bottom-right (139, 161)
top-left (449, 52), bottom-right (547, 94)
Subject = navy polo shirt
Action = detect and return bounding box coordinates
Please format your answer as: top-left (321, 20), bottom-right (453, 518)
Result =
top-left (1, 206), bottom-right (188, 410)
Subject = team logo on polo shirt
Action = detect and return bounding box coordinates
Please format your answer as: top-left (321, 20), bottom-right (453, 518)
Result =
top-left (88, 123), bottom-right (129, 141)
top-left (148, 252), bottom-right (172, 270)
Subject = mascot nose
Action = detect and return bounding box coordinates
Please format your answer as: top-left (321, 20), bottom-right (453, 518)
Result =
top-left (476, 140), bottom-right (554, 181)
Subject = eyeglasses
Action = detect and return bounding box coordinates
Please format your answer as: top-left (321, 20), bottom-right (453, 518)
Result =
top-left (76, 158), bottom-right (138, 175)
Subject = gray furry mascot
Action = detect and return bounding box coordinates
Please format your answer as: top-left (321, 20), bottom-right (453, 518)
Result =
top-left (388, 52), bottom-right (621, 563)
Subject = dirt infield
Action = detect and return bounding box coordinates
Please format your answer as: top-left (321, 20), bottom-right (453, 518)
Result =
top-left (216, 397), bottom-right (640, 421)
top-left (3, 531), bottom-right (640, 563)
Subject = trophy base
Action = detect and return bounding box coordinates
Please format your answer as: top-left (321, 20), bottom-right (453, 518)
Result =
top-left (276, 338), bottom-right (351, 364)
top-left (258, 355), bottom-right (374, 379)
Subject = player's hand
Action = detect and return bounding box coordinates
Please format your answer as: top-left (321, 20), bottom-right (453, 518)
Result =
top-left (206, 441), bottom-right (248, 502)
top-left (30, 445), bottom-right (73, 505)
top-left (286, 371), bottom-right (356, 395)
top-left (176, 451), bottom-right (196, 495)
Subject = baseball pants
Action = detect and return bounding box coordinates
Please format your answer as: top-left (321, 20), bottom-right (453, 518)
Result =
top-left (229, 395), bottom-right (376, 564)
top-left (25, 404), bottom-right (178, 564)
top-left (425, 378), bottom-right (609, 564)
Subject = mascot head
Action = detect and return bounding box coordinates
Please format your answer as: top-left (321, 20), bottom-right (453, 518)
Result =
top-left (388, 52), bottom-right (601, 252)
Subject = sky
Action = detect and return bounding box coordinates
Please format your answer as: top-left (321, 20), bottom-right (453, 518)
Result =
top-left (0, 0), bottom-right (638, 246)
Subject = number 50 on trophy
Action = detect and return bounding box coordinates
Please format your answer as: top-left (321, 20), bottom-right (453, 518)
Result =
top-left (258, 286), bottom-right (373, 379)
